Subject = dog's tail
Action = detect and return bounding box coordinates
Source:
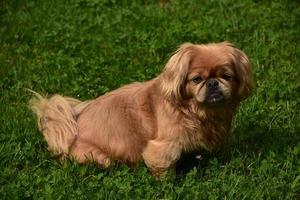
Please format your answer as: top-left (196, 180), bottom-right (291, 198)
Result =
top-left (28, 90), bottom-right (91, 157)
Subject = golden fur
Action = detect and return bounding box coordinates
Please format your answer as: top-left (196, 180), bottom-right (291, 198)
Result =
top-left (30, 42), bottom-right (253, 176)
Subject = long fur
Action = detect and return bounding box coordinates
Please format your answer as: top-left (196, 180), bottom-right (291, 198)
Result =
top-left (30, 42), bottom-right (253, 176)
top-left (29, 91), bottom-right (91, 157)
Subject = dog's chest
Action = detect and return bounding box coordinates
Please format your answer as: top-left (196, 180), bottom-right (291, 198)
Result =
top-left (181, 117), bottom-right (231, 152)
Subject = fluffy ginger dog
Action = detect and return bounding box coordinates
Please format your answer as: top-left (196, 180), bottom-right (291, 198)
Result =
top-left (30, 42), bottom-right (253, 176)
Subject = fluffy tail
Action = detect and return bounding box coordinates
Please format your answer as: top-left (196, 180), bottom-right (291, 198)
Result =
top-left (28, 90), bottom-right (91, 157)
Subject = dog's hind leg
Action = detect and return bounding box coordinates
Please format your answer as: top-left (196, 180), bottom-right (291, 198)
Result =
top-left (69, 138), bottom-right (111, 168)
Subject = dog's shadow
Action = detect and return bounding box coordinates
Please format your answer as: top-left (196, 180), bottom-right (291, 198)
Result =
top-left (175, 126), bottom-right (300, 176)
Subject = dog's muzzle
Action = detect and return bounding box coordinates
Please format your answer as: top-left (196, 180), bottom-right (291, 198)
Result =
top-left (205, 79), bottom-right (225, 104)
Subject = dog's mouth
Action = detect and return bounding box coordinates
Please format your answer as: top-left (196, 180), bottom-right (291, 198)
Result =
top-left (204, 92), bottom-right (225, 104)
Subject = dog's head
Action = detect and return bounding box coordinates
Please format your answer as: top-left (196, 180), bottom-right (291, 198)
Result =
top-left (160, 42), bottom-right (254, 107)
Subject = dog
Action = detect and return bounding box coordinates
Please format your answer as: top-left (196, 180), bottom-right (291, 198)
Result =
top-left (30, 42), bottom-right (254, 176)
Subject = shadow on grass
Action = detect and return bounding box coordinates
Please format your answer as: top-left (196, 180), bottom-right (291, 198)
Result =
top-left (175, 126), bottom-right (300, 176)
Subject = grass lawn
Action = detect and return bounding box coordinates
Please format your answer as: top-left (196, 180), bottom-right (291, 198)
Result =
top-left (1, 0), bottom-right (299, 199)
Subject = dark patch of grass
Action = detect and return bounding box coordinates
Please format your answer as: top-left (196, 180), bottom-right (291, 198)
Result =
top-left (1, 0), bottom-right (299, 199)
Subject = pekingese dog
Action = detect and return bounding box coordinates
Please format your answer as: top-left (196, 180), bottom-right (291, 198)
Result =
top-left (30, 42), bottom-right (253, 176)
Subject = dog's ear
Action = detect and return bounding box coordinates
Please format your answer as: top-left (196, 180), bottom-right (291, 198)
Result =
top-left (160, 43), bottom-right (195, 105)
top-left (229, 45), bottom-right (254, 99)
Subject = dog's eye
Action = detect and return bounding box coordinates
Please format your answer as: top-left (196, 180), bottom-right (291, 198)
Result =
top-left (192, 76), bottom-right (203, 84)
top-left (222, 73), bottom-right (232, 81)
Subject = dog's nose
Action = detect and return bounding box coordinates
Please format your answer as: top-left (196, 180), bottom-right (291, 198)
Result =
top-left (206, 79), bottom-right (219, 90)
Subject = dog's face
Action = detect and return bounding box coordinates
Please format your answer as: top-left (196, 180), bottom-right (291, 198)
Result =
top-left (186, 44), bottom-right (241, 105)
top-left (161, 42), bottom-right (254, 107)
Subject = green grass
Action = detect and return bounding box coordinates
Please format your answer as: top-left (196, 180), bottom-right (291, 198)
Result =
top-left (1, 0), bottom-right (300, 199)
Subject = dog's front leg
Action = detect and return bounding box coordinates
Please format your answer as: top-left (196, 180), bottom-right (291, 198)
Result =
top-left (142, 140), bottom-right (181, 177)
